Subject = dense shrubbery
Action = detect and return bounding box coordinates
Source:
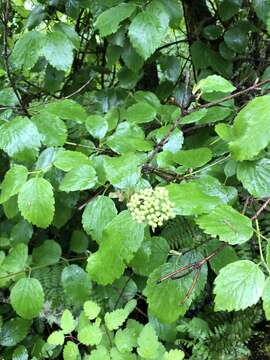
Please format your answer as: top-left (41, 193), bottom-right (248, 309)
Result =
top-left (1, 0), bottom-right (270, 359)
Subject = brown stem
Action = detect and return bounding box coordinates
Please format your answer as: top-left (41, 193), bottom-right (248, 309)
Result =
top-left (251, 197), bottom-right (270, 220)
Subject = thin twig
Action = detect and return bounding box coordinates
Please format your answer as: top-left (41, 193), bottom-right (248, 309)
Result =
top-left (64, 77), bottom-right (93, 99)
top-left (251, 197), bottom-right (270, 220)
top-left (255, 220), bottom-right (270, 275)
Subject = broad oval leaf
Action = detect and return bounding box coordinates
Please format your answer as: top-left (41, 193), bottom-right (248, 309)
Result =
top-left (54, 150), bottom-right (91, 171)
top-left (229, 95), bottom-right (270, 160)
top-left (59, 164), bottom-right (97, 192)
top-left (82, 195), bottom-right (117, 243)
top-left (18, 178), bottom-right (55, 228)
top-left (0, 165), bottom-right (28, 204)
top-left (237, 158), bottom-right (270, 198)
top-left (214, 260), bottom-right (265, 311)
top-left (10, 278), bottom-right (44, 319)
top-left (196, 204), bottom-right (253, 245)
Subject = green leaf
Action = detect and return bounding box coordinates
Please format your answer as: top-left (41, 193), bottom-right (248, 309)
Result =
top-left (237, 158), bottom-right (270, 198)
top-left (125, 102), bottom-right (157, 124)
top-left (137, 323), bottom-right (159, 359)
top-left (61, 264), bottom-right (92, 305)
top-left (87, 211), bottom-right (144, 285)
top-left (84, 300), bottom-right (101, 320)
top-left (82, 195), bottom-right (117, 244)
top-left (224, 25), bottom-right (248, 53)
top-left (0, 165), bottom-right (28, 204)
top-left (12, 345), bottom-right (28, 360)
top-left (54, 149), bottom-right (91, 171)
top-left (70, 230), bottom-right (89, 253)
top-left (167, 181), bottom-right (221, 216)
top-left (196, 204), bottom-right (253, 245)
top-left (163, 349), bottom-right (185, 360)
top-left (32, 112), bottom-right (67, 147)
top-left (78, 324), bottom-right (102, 346)
top-left (2, 243), bottom-right (28, 273)
top-left (110, 347), bottom-right (137, 360)
top-left (130, 236), bottom-right (169, 276)
top-left (174, 147), bottom-right (212, 168)
top-left (86, 345), bottom-right (110, 360)
top-left (149, 126), bottom-right (183, 154)
top-left (206, 239), bottom-right (239, 274)
top-left (18, 178), bottom-right (55, 228)
top-left (218, 0), bottom-right (242, 21)
top-left (63, 341), bottom-right (80, 360)
top-left (32, 239), bottom-right (61, 266)
top-left (252, 0), bottom-right (270, 22)
top-left (11, 31), bottom-right (45, 70)
top-left (128, 3), bottom-right (169, 60)
top-left (0, 87), bottom-right (19, 106)
top-left (229, 96), bottom-right (270, 160)
top-left (10, 278), bottom-right (44, 319)
top-left (214, 260), bottom-right (265, 311)
top-left (194, 75), bottom-right (236, 94)
top-left (115, 328), bottom-right (137, 353)
top-left (10, 219), bottom-right (33, 245)
top-left (47, 330), bottom-right (65, 345)
top-left (0, 318), bottom-right (30, 347)
top-left (103, 153), bottom-right (142, 189)
top-left (144, 252), bottom-right (207, 323)
top-left (262, 277), bottom-right (270, 320)
top-left (61, 309), bottom-right (75, 334)
top-left (104, 302), bottom-right (136, 331)
top-left (59, 164), bottom-right (97, 192)
top-left (107, 122), bottom-right (153, 154)
top-left (44, 99), bottom-right (88, 123)
top-left (41, 31), bottom-right (75, 71)
top-left (96, 3), bottom-right (136, 37)
top-left (0, 117), bottom-right (41, 161)
top-left (85, 115), bottom-right (108, 139)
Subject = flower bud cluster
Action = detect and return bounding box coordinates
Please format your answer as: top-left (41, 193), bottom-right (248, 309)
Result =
top-left (127, 187), bottom-right (175, 229)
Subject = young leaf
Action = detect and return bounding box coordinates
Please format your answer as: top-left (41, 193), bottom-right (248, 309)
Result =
top-left (61, 309), bottom-right (75, 334)
top-left (237, 158), bottom-right (270, 198)
top-left (32, 112), bottom-right (67, 147)
top-left (63, 341), bottom-right (80, 360)
top-left (193, 74), bottom-right (236, 95)
top-left (196, 204), bottom-right (253, 245)
top-left (214, 260), bottom-right (265, 311)
top-left (87, 345), bottom-right (110, 360)
top-left (163, 349), bottom-right (185, 360)
top-left (18, 178), bottom-right (55, 228)
top-left (87, 211), bottom-right (144, 285)
top-left (137, 323), bottom-right (159, 359)
top-left (115, 328), bottom-right (137, 353)
top-left (105, 308), bottom-right (129, 331)
top-left (59, 164), bottom-right (97, 192)
top-left (84, 300), bottom-right (101, 320)
top-left (78, 324), bottom-right (102, 346)
top-left (2, 243), bottom-right (28, 273)
top-left (47, 330), bottom-right (65, 346)
top-left (0, 165), bottom-right (28, 204)
top-left (82, 195), bottom-right (117, 244)
top-left (96, 3), bottom-right (137, 37)
top-left (10, 278), bottom-right (44, 319)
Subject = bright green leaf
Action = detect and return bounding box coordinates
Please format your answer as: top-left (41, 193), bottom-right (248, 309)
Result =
top-left (85, 115), bottom-right (108, 139)
top-left (47, 330), bottom-right (65, 346)
top-left (0, 165), bottom-right (28, 204)
top-left (137, 323), bottom-right (159, 359)
top-left (10, 278), bottom-right (44, 319)
top-left (84, 300), bottom-right (101, 320)
top-left (61, 309), bottom-right (75, 334)
top-left (214, 260), bottom-right (265, 311)
top-left (54, 150), bottom-right (91, 171)
top-left (78, 324), bottom-right (102, 346)
top-left (59, 164), bottom-right (97, 192)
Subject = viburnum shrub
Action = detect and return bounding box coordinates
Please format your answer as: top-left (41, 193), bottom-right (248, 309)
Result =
top-left (1, 0), bottom-right (270, 359)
